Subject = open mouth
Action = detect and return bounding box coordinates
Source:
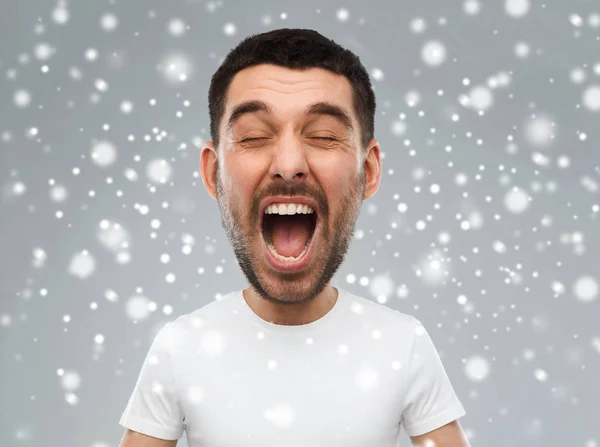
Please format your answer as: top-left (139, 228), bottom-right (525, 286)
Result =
top-left (260, 206), bottom-right (318, 265)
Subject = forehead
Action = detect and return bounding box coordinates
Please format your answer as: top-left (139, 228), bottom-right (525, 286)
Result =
top-left (225, 64), bottom-right (355, 117)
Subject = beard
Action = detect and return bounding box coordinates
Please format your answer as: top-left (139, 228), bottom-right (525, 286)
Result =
top-left (215, 162), bottom-right (366, 306)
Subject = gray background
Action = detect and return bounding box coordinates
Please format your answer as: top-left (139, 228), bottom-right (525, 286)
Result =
top-left (1, 0), bottom-right (599, 446)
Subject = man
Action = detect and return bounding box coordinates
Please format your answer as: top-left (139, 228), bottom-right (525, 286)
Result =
top-left (119, 28), bottom-right (470, 447)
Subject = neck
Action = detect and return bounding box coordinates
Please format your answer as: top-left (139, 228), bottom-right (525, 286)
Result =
top-left (242, 283), bottom-right (339, 326)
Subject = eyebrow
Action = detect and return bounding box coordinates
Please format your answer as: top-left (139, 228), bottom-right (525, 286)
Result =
top-left (225, 99), bottom-right (355, 134)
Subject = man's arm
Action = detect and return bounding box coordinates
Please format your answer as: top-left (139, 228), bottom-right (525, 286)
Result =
top-left (119, 428), bottom-right (178, 447)
top-left (410, 420), bottom-right (471, 447)
top-left (119, 323), bottom-right (185, 443)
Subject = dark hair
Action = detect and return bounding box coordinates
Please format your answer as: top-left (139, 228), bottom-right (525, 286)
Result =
top-left (208, 28), bottom-right (376, 152)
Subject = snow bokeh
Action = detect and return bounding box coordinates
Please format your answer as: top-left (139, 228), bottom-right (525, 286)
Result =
top-left (1, 1), bottom-right (599, 447)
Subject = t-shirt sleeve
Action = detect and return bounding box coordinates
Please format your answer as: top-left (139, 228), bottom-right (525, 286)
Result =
top-left (119, 322), bottom-right (185, 440)
top-left (400, 317), bottom-right (466, 437)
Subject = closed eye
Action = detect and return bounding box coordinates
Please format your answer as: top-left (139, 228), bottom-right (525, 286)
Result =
top-left (240, 137), bottom-right (338, 142)
top-left (239, 137), bottom-right (269, 143)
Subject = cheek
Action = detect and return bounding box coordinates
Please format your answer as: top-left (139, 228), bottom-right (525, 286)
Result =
top-left (224, 159), bottom-right (263, 213)
top-left (316, 156), bottom-right (357, 192)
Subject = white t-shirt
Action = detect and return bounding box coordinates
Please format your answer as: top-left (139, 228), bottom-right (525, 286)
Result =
top-left (119, 287), bottom-right (466, 446)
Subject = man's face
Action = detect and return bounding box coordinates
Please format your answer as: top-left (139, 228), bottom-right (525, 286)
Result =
top-left (204, 64), bottom-right (379, 306)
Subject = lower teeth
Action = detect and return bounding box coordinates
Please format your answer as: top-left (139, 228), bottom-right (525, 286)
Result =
top-left (267, 239), bottom-right (311, 262)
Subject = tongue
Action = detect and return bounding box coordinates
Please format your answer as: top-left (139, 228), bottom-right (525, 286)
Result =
top-left (271, 215), bottom-right (312, 258)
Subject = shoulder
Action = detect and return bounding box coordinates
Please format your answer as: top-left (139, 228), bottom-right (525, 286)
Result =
top-left (153, 291), bottom-right (240, 351)
top-left (341, 288), bottom-right (422, 337)
top-left (169, 290), bottom-right (239, 330)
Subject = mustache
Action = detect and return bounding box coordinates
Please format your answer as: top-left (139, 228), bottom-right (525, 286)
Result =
top-left (253, 183), bottom-right (326, 216)
top-left (261, 182), bottom-right (319, 199)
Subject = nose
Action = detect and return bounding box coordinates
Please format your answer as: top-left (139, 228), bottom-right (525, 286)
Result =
top-left (269, 137), bottom-right (309, 182)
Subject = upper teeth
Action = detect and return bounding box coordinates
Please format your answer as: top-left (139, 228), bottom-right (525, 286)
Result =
top-left (265, 203), bottom-right (315, 215)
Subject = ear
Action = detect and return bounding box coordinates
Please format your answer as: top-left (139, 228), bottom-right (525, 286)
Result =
top-left (200, 141), bottom-right (218, 200)
top-left (362, 139), bottom-right (382, 200)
